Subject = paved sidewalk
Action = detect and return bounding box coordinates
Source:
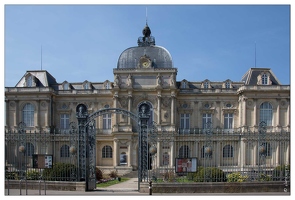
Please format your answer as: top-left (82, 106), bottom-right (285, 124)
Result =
top-left (96, 178), bottom-right (139, 191)
top-left (4, 178), bottom-right (143, 196)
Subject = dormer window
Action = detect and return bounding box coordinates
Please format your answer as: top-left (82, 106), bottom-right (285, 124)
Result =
top-left (257, 72), bottom-right (272, 85)
top-left (204, 81), bottom-right (209, 89)
top-left (182, 82), bottom-right (186, 89)
top-left (225, 81), bottom-right (230, 89)
top-left (262, 74), bottom-right (268, 85)
top-left (25, 74), bottom-right (36, 87)
top-left (63, 82), bottom-right (69, 90)
top-left (105, 82), bottom-right (110, 89)
top-left (181, 80), bottom-right (188, 89)
top-left (27, 76), bottom-right (33, 87)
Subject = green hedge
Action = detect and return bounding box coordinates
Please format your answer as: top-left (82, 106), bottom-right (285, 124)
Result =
top-left (42, 162), bottom-right (77, 181)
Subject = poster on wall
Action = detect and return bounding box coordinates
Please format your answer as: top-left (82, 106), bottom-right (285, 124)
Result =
top-left (32, 154), bottom-right (53, 169)
top-left (175, 157), bottom-right (197, 173)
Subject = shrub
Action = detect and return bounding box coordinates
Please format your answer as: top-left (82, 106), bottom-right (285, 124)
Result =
top-left (42, 162), bottom-right (77, 181)
top-left (109, 170), bottom-right (118, 178)
top-left (26, 170), bottom-right (41, 180)
top-left (272, 165), bottom-right (290, 181)
top-left (194, 167), bottom-right (226, 182)
top-left (257, 173), bottom-right (271, 181)
top-left (227, 172), bottom-right (248, 182)
top-left (96, 167), bottom-right (103, 180)
top-left (162, 170), bottom-right (176, 182)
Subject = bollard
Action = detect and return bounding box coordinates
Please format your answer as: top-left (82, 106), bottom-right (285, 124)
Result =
top-left (19, 179), bottom-right (23, 195)
top-left (149, 181), bottom-right (152, 195)
top-left (39, 180), bottom-right (42, 195)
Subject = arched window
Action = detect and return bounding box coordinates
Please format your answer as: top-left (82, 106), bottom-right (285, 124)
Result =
top-left (60, 145), bottom-right (70, 157)
top-left (260, 102), bottom-right (273, 126)
top-left (179, 145), bottom-right (189, 158)
top-left (223, 145), bottom-right (233, 158)
top-left (23, 103), bottom-right (34, 127)
top-left (102, 145), bottom-right (112, 158)
top-left (25, 142), bottom-right (34, 156)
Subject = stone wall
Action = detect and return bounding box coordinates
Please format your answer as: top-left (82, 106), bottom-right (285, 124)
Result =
top-left (5, 180), bottom-right (85, 191)
top-left (141, 181), bottom-right (289, 193)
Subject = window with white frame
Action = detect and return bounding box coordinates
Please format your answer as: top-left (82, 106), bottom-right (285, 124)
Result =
top-left (204, 81), bottom-right (209, 89)
top-left (224, 113), bottom-right (233, 129)
top-left (84, 82), bottom-right (89, 89)
top-left (103, 114), bottom-right (112, 129)
top-left (23, 103), bottom-right (34, 127)
top-left (182, 81), bottom-right (186, 89)
top-left (60, 114), bottom-right (70, 130)
top-left (105, 82), bottom-right (110, 89)
top-left (27, 75), bottom-right (33, 87)
top-left (225, 81), bottom-right (230, 89)
top-left (64, 82), bottom-right (69, 90)
top-left (102, 145), bottom-right (113, 158)
top-left (202, 113), bottom-right (212, 129)
top-left (180, 113), bottom-right (190, 130)
top-left (262, 74), bottom-right (268, 85)
top-left (60, 145), bottom-right (70, 157)
top-left (260, 102), bottom-right (273, 126)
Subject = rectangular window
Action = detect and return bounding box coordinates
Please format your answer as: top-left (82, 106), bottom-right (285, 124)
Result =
top-left (224, 113), bottom-right (233, 129)
top-left (103, 114), bottom-right (112, 129)
top-left (180, 114), bottom-right (190, 129)
top-left (60, 114), bottom-right (70, 129)
top-left (202, 113), bottom-right (212, 129)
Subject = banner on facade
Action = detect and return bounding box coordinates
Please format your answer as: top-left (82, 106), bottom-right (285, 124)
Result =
top-left (32, 154), bottom-right (53, 169)
top-left (175, 157), bottom-right (197, 173)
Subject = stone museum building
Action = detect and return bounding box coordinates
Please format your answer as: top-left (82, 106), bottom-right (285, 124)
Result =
top-left (5, 24), bottom-right (290, 177)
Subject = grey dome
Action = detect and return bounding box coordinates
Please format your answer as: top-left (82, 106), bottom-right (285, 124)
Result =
top-left (117, 45), bottom-right (173, 69)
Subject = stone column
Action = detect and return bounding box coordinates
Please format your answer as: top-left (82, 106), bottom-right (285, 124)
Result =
top-left (113, 138), bottom-right (118, 166)
top-left (157, 91), bottom-right (161, 125)
top-left (128, 91), bottom-right (132, 125)
top-left (15, 100), bottom-right (19, 127)
top-left (113, 92), bottom-right (118, 131)
top-left (216, 142), bottom-right (220, 167)
top-left (127, 141), bottom-right (131, 167)
top-left (239, 139), bottom-right (246, 169)
top-left (243, 97), bottom-right (247, 127)
top-left (253, 99), bottom-right (257, 126)
top-left (276, 99), bottom-right (280, 126)
top-left (171, 94), bottom-right (175, 125)
top-left (37, 100), bottom-right (41, 129)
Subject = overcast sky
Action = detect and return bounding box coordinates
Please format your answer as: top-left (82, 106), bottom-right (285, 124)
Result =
top-left (3, 3), bottom-right (291, 87)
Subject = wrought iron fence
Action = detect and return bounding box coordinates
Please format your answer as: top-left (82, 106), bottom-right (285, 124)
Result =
top-left (5, 123), bottom-right (79, 183)
top-left (149, 124), bottom-right (290, 183)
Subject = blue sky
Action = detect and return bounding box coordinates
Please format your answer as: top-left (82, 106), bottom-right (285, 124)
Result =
top-left (3, 4), bottom-right (291, 87)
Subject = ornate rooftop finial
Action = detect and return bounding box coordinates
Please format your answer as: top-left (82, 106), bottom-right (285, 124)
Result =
top-left (142, 25), bottom-right (151, 37)
top-left (138, 24), bottom-right (155, 47)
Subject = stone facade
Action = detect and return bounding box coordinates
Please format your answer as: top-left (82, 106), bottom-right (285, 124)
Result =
top-left (5, 25), bottom-right (290, 173)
